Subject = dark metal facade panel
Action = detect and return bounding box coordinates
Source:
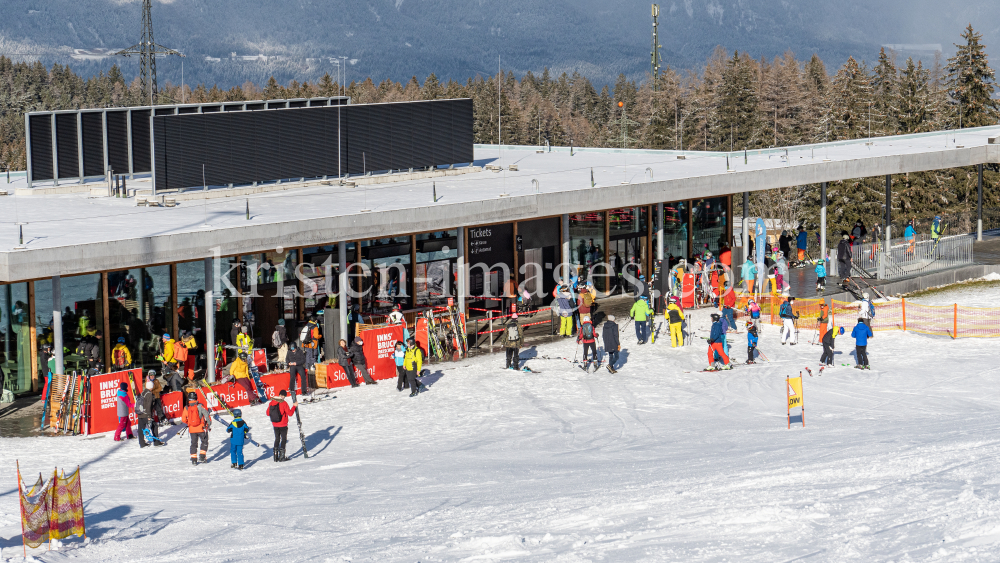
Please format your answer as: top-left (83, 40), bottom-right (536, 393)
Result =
top-left (345, 104), bottom-right (369, 175)
top-left (452, 98), bottom-right (475, 163)
top-left (289, 100), bottom-right (307, 108)
top-left (154, 108), bottom-right (176, 116)
top-left (300, 107), bottom-right (328, 179)
top-left (28, 115), bottom-right (53, 181)
top-left (278, 109), bottom-right (305, 179)
top-left (55, 113), bottom-right (79, 179)
top-left (367, 105), bottom-right (391, 172)
top-left (81, 112), bottom-right (105, 177)
top-left (131, 110), bottom-right (152, 173)
top-left (410, 102), bottom-right (433, 168)
top-left (255, 111), bottom-right (283, 183)
top-left (151, 99), bottom-right (473, 190)
top-left (246, 103), bottom-right (265, 111)
top-left (390, 103), bottom-right (415, 170)
top-left (178, 107), bottom-right (200, 114)
top-left (106, 111), bottom-right (129, 174)
top-left (429, 100), bottom-right (453, 165)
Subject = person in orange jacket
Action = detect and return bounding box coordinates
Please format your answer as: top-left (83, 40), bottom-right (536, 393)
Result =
top-left (181, 392), bottom-right (212, 465)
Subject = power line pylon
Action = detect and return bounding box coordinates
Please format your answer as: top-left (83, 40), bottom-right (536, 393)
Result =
top-left (114, 0), bottom-right (184, 106)
top-left (651, 4), bottom-right (662, 91)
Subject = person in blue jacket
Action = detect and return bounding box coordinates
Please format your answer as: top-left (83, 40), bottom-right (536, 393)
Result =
top-left (226, 409), bottom-right (252, 470)
top-left (850, 318), bottom-right (873, 369)
top-left (796, 226), bottom-right (808, 264)
top-left (745, 320), bottom-right (759, 364)
top-left (815, 260), bottom-right (827, 292)
top-left (393, 341), bottom-right (409, 391)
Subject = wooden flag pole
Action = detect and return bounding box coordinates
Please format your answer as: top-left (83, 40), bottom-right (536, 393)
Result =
top-left (786, 374), bottom-right (790, 429)
top-left (801, 371), bottom-right (805, 427)
top-left (17, 460), bottom-right (26, 557)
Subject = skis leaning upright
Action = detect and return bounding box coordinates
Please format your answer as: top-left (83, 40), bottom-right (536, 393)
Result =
top-left (291, 391), bottom-right (309, 459)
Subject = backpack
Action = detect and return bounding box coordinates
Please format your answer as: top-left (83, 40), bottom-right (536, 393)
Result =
top-left (506, 325), bottom-right (519, 341)
top-left (272, 330), bottom-right (283, 348)
top-left (113, 347), bottom-right (128, 366)
top-left (868, 302), bottom-right (876, 318)
top-left (582, 322), bottom-right (594, 339)
top-left (301, 325), bottom-right (314, 345)
top-left (582, 293), bottom-right (594, 307)
top-left (668, 308), bottom-right (683, 324)
top-left (135, 393), bottom-right (147, 417)
top-left (269, 401), bottom-right (283, 423)
top-left (174, 341), bottom-right (188, 362)
top-left (186, 405), bottom-right (203, 428)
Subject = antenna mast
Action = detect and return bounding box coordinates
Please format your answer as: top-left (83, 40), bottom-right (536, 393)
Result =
top-left (114, 0), bottom-right (184, 105)
top-left (651, 4), bottom-right (662, 91)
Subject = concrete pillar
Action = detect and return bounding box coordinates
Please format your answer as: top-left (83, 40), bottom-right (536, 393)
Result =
top-left (338, 241), bottom-right (348, 343)
top-left (137, 268), bottom-right (146, 321)
top-left (978, 164), bottom-right (984, 241)
top-left (204, 257), bottom-right (216, 382)
top-left (742, 192), bottom-right (750, 264)
top-left (820, 182), bottom-right (828, 270)
top-left (52, 276), bottom-right (64, 375)
top-left (561, 213), bottom-right (570, 283)
top-left (656, 203), bottom-right (664, 261)
top-left (457, 227), bottom-right (467, 316)
top-left (51, 114), bottom-right (59, 187)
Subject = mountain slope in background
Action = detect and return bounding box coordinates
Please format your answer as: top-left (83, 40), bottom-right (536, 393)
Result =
top-left (1, 0), bottom-right (997, 88)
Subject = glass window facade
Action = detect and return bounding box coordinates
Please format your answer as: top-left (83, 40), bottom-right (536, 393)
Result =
top-left (175, 261), bottom-right (207, 372)
top-left (416, 230), bottom-right (458, 307)
top-left (569, 212), bottom-right (606, 291)
top-left (35, 274), bottom-right (105, 375)
top-left (608, 207), bottom-right (648, 294)
top-left (360, 237), bottom-right (412, 312)
top-left (1, 283), bottom-right (32, 393)
top-left (107, 266), bottom-right (171, 373)
top-left (692, 197), bottom-right (729, 258)
top-left (302, 243), bottom-right (355, 315)
top-left (663, 201), bottom-right (689, 261)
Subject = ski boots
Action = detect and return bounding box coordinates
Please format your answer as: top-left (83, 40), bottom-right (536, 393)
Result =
top-left (238, 464), bottom-right (244, 470)
top-left (198, 453), bottom-right (206, 464)
top-left (409, 389), bottom-right (419, 397)
top-left (231, 463), bottom-right (238, 469)
top-left (191, 458), bottom-right (198, 466)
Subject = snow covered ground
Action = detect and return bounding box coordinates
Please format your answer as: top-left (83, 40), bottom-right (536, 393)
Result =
top-left (906, 273), bottom-right (1000, 308)
top-left (1, 306), bottom-right (999, 562)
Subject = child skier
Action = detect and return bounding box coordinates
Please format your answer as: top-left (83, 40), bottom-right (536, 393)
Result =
top-left (181, 392), bottom-right (211, 465)
top-left (706, 313), bottom-right (731, 370)
top-left (746, 321), bottom-right (759, 364)
top-left (226, 409), bottom-right (251, 470)
top-left (851, 318), bottom-right (873, 369)
top-left (578, 315), bottom-right (599, 368)
top-left (746, 299), bottom-right (762, 331)
top-left (815, 260), bottom-right (827, 292)
top-left (404, 337), bottom-right (424, 397)
top-left (137, 381), bottom-right (165, 447)
top-left (820, 325), bottom-right (845, 367)
top-left (394, 341), bottom-right (408, 391)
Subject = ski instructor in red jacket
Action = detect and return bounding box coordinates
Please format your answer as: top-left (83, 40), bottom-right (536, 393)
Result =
top-left (267, 390), bottom-right (297, 463)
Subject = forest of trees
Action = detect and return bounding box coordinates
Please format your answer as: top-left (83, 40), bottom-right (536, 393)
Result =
top-left (1, 25), bottom-right (998, 241)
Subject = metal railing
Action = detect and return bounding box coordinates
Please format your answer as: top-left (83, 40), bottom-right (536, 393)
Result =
top-left (853, 234), bottom-right (974, 280)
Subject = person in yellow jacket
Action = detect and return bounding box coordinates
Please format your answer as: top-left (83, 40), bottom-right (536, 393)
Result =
top-left (230, 352), bottom-right (260, 403)
top-left (402, 337), bottom-right (424, 397)
top-left (158, 333), bottom-right (176, 369)
top-left (236, 325), bottom-right (253, 354)
top-left (111, 337), bottom-right (133, 370)
top-left (666, 296), bottom-right (685, 347)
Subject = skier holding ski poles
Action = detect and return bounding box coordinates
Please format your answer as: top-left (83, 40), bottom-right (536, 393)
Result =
top-left (182, 392), bottom-right (211, 465)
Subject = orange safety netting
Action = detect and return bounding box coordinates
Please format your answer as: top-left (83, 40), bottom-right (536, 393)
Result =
top-left (731, 292), bottom-right (997, 339)
top-left (17, 463), bottom-right (86, 553)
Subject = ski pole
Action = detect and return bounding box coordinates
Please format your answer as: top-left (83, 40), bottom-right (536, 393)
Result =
top-left (756, 348), bottom-right (770, 362)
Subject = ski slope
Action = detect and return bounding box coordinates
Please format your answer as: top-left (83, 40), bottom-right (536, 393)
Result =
top-left (1, 306), bottom-right (999, 562)
top-left (906, 274), bottom-right (1000, 308)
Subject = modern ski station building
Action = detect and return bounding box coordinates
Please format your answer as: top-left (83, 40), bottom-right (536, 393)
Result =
top-left (1, 94), bottom-right (997, 397)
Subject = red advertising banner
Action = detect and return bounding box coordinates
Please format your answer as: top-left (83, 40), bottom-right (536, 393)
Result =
top-left (356, 324), bottom-right (405, 382)
top-left (416, 318), bottom-right (429, 357)
top-left (88, 369), bottom-right (142, 435)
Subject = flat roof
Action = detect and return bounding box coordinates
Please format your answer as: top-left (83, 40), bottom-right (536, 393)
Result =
top-left (2, 126), bottom-right (999, 283)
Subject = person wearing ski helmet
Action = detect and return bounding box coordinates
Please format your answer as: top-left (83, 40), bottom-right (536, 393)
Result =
top-left (744, 320), bottom-right (759, 364)
top-left (820, 325), bottom-right (844, 367)
top-left (501, 313), bottom-right (524, 370)
top-left (182, 391), bottom-right (211, 465)
top-left (858, 292), bottom-right (874, 329)
top-left (226, 408), bottom-right (251, 469)
top-left (577, 314), bottom-right (599, 366)
top-left (666, 296), bottom-right (686, 347)
top-left (707, 313), bottom-right (730, 369)
top-left (286, 339), bottom-right (308, 396)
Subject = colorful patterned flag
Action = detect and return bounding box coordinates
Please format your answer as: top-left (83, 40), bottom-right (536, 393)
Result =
top-left (18, 471), bottom-right (53, 549)
top-left (50, 467), bottom-right (86, 540)
top-left (17, 463), bottom-right (85, 553)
